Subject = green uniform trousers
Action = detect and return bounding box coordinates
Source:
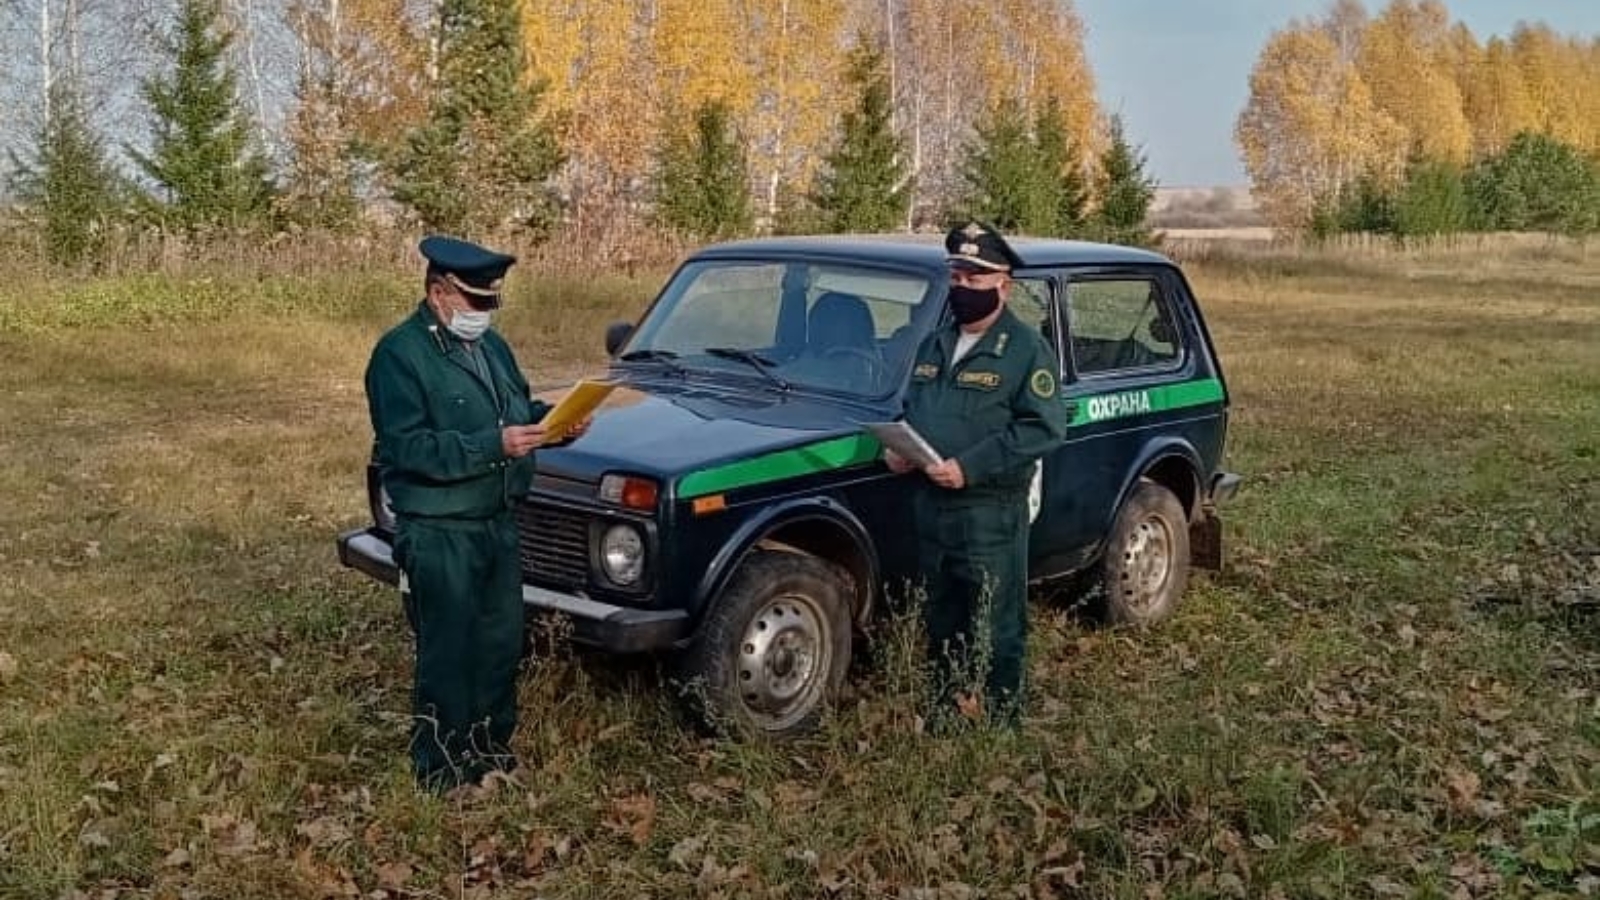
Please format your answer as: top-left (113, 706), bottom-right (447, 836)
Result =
top-left (914, 487), bottom-right (1029, 724)
top-left (394, 512), bottom-right (523, 789)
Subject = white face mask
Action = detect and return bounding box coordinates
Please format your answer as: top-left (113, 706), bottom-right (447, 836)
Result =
top-left (446, 309), bottom-right (492, 342)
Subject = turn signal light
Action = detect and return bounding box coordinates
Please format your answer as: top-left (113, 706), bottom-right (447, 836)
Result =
top-left (599, 474), bottom-right (659, 511)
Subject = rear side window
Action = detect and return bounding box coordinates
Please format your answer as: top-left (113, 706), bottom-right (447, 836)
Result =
top-left (1065, 278), bottom-right (1181, 376)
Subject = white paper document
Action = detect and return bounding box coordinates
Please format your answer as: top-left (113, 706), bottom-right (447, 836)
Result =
top-left (864, 421), bottom-right (944, 468)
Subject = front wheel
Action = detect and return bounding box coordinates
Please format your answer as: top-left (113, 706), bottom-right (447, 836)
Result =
top-left (677, 550), bottom-right (853, 737)
top-left (1097, 480), bottom-right (1190, 626)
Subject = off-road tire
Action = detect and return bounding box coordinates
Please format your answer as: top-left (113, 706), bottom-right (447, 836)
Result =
top-left (1097, 480), bottom-right (1190, 626)
top-left (677, 550), bottom-right (853, 738)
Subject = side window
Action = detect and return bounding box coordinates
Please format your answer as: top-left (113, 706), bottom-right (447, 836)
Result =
top-left (1009, 278), bottom-right (1060, 361)
top-left (1065, 278), bottom-right (1181, 376)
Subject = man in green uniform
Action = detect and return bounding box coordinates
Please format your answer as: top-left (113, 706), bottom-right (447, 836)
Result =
top-left (365, 235), bottom-right (566, 791)
top-left (885, 222), bottom-right (1068, 727)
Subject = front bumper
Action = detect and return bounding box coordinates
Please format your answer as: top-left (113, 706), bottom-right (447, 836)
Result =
top-left (336, 527), bottom-right (689, 653)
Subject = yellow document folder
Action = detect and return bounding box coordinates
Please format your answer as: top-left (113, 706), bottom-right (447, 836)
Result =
top-left (540, 379), bottom-right (617, 441)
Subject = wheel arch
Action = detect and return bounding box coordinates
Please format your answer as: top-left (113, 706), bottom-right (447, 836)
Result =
top-left (693, 496), bottom-right (879, 628)
top-left (1119, 439), bottom-right (1204, 522)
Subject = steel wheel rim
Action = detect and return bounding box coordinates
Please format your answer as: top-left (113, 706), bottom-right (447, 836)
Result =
top-left (736, 592), bottom-right (831, 731)
top-left (1118, 514), bottom-right (1174, 616)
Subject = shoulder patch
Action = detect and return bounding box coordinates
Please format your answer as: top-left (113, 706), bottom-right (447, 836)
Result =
top-left (1030, 368), bottom-right (1056, 399)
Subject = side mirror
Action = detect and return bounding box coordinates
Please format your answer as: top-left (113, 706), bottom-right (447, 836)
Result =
top-left (604, 321), bottom-right (635, 357)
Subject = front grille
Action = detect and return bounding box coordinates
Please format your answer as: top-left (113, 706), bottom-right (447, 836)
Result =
top-left (515, 501), bottom-right (589, 588)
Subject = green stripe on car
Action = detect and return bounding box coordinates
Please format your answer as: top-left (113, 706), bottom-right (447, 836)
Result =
top-left (679, 433), bottom-right (882, 498)
top-left (1069, 377), bottom-right (1224, 426)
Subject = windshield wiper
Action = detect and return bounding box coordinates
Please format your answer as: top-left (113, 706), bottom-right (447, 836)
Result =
top-left (617, 348), bottom-right (687, 375)
top-left (704, 346), bottom-right (792, 392)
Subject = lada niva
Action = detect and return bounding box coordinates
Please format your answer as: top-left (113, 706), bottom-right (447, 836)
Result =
top-left (338, 235), bottom-right (1239, 735)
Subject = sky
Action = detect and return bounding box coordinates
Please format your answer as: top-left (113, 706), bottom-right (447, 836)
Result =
top-left (1074, 0), bottom-right (1600, 187)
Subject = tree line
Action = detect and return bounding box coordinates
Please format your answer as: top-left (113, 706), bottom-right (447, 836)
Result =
top-left (1237, 0), bottom-right (1600, 237)
top-left (3, 0), bottom-right (1160, 266)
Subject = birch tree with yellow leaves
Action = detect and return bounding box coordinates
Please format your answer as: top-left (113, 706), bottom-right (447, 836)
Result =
top-left (1236, 20), bottom-right (1405, 229)
top-left (1356, 0), bottom-right (1471, 166)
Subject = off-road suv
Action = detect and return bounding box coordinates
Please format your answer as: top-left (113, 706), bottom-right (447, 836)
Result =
top-left (338, 235), bottom-right (1239, 736)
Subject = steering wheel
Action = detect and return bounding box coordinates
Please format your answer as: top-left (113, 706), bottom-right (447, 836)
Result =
top-left (821, 346), bottom-right (887, 384)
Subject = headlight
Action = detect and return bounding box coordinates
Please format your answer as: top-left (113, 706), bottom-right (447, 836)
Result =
top-left (599, 524), bottom-right (645, 585)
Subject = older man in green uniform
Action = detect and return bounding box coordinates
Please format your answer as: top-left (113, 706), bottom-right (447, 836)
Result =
top-left (365, 235), bottom-right (560, 791)
top-left (885, 222), bottom-right (1068, 727)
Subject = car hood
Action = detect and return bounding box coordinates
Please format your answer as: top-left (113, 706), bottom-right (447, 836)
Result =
top-left (532, 376), bottom-right (895, 490)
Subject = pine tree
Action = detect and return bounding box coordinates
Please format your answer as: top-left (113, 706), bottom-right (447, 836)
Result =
top-left (810, 39), bottom-right (911, 233)
top-left (652, 100), bottom-right (753, 240)
top-left (391, 0), bottom-right (562, 237)
top-left (1467, 131), bottom-right (1599, 235)
top-left (1091, 115), bottom-right (1157, 246)
top-left (8, 84), bottom-right (126, 266)
top-left (128, 0), bottom-right (274, 233)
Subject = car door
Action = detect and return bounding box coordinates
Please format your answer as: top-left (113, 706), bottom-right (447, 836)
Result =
top-left (1034, 267), bottom-right (1201, 572)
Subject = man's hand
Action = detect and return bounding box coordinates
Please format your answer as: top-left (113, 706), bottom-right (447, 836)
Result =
top-left (565, 415), bottom-right (594, 441)
top-left (501, 423), bottom-right (547, 458)
top-left (883, 448), bottom-right (914, 474)
top-left (925, 458), bottom-right (966, 490)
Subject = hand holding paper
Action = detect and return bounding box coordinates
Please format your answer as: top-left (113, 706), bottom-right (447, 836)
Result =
top-left (865, 421), bottom-right (943, 469)
top-left (539, 379), bottom-right (616, 442)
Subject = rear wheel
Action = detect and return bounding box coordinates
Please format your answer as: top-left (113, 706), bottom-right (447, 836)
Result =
top-left (678, 550), bottom-right (853, 737)
top-left (1097, 480), bottom-right (1190, 626)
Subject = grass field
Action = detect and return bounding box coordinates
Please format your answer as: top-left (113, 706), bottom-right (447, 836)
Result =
top-left (1, 239), bottom-right (1596, 899)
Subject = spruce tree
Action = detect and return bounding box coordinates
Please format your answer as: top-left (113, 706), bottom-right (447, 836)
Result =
top-left (9, 83), bottom-right (126, 265)
top-left (653, 100), bottom-right (753, 240)
top-left (1033, 99), bottom-right (1089, 237)
top-left (127, 0), bottom-right (274, 233)
top-left (959, 97), bottom-right (1044, 233)
top-left (811, 39), bottom-right (911, 233)
top-left (1091, 115), bottom-right (1158, 246)
top-left (391, 0), bottom-right (563, 237)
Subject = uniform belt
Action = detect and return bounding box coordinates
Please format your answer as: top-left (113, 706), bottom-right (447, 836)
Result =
top-left (397, 509), bottom-right (514, 530)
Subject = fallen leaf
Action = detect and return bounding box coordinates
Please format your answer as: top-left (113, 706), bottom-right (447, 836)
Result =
top-left (375, 861), bottom-right (412, 890)
top-left (0, 652), bottom-right (17, 682)
top-left (1445, 767), bottom-right (1481, 813)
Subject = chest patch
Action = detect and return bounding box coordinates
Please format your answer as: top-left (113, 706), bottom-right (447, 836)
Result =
top-left (957, 370), bottom-right (1003, 390)
top-left (913, 363), bottom-right (940, 379)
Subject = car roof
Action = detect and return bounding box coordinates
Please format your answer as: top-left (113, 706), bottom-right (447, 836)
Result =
top-left (688, 233), bottom-right (1174, 270)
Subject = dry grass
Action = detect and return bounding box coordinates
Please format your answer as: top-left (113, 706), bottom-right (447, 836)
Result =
top-left (0, 238), bottom-right (1596, 899)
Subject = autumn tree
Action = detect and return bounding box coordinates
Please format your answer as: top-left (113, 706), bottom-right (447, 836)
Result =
top-left (1357, 0), bottom-right (1471, 166)
top-left (281, 0), bottom-right (431, 230)
top-left (8, 82), bottom-right (126, 264)
top-left (810, 39), bottom-right (911, 233)
top-left (391, 0), bottom-right (561, 236)
top-left (128, 0), bottom-right (275, 233)
top-left (1090, 116), bottom-right (1157, 247)
top-left (652, 100), bottom-right (753, 240)
top-left (1236, 16), bottom-right (1405, 229)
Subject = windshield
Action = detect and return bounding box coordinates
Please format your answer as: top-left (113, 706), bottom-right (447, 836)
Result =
top-left (621, 259), bottom-right (937, 398)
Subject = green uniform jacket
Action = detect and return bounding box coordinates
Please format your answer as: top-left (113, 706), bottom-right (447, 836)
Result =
top-left (904, 306), bottom-right (1068, 494)
top-left (365, 303), bottom-right (550, 519)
